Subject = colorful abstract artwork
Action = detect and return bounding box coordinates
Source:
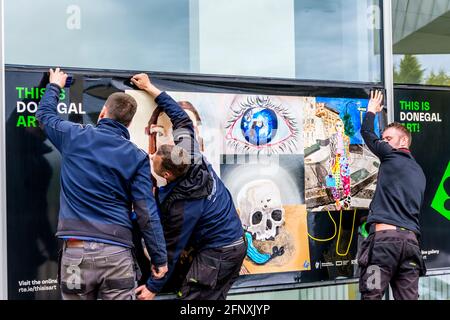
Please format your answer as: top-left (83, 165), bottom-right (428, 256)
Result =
top-left (303, 97), bottom-right (381, 211)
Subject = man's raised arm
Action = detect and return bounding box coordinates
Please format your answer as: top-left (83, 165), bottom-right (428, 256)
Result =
top-left (131, 73), bottom-right (201, 163)
top-left (36, 68), bottom-right (77, 152)
top-left (361, 90), bottom-right (392, 159)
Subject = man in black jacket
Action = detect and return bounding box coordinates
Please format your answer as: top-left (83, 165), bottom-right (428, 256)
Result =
top-left (359, 90), bottom-right (426, 300)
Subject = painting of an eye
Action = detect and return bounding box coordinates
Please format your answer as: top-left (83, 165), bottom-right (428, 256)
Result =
top-left (240, 108), bottom-right (277, 146)
top-left (225, 96), bottom-right (299, 154)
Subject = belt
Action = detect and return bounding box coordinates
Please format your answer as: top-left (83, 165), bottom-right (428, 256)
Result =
top-left (65, 239), bottom-right (85, 248)
top-left (374, 223), bottom-right (412, 233)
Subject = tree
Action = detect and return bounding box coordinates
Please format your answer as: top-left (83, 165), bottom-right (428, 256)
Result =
top-left (393, 65), bottom-right (400, 82)
top-left (393, 54), bottom-right (425, 84)
top-left (425, 69), bottom-right (450, 86)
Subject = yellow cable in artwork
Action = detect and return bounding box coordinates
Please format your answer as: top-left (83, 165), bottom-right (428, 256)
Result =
top-left (336, 208), bottom-right (357, 257)
top-left (307, 210), bottom-right (337, 242)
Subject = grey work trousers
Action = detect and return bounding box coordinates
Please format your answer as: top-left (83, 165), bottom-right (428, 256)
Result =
top-left (58, 241), bottom-right (137, 300)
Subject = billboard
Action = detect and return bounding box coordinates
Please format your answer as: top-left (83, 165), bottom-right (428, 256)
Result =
top-left (394, 88), bottom-right (450, 271)
top-left (5, 66), bottom-right (383, 299)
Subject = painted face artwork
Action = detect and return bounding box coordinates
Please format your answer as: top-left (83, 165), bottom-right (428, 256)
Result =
top-left (144, 102), bottom-right (204, 186)
top-left (149, 112), bottom-right (174, 151)
top-left (225, 96), bottom-right (300, 154)
top-left (146, 107), bottom-right (204, 156)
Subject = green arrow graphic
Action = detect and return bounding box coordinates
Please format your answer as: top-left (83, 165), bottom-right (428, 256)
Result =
top-left (431, 161), bottom-right (450, 220)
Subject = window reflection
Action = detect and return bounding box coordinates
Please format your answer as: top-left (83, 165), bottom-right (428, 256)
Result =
top-left (5, 0), bottom-right (382, 82)
top-left (393, 0), bottom-right (450, 86)
top-left (294, 0), bottom-right (382, 82)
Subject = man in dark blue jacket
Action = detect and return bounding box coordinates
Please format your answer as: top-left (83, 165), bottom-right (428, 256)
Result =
top-left (131, 73), bottom-right (245, 300)
top-left (36, 68), bottom-right (168, 300)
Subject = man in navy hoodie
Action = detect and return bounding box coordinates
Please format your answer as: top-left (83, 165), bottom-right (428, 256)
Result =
top-left (36, 68), bottom-right (168, 300)
top-left (131, 73), bottom-right (245, 300)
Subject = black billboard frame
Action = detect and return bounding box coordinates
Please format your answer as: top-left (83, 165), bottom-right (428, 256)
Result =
top-left (5, 64), bottom-right (450, 298)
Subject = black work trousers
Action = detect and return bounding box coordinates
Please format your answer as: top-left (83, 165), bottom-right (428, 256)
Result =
top-left (358, 228), bottom-right (425, 300)
top-left (178, 240), bottom-right (246, 300)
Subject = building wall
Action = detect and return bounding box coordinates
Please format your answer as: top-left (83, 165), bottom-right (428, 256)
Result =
top-left (1, 0), bottom-right (449, 300)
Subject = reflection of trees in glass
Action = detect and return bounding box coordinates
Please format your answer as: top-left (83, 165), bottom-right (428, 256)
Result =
top-left (342, 113), bottom-right (355, 138)
top-left (426, 69), bottom-right (450, 86)
top-left (342, 102), bottom-right (355, 138)
top-left (393, 54), bottom-right (425, 84)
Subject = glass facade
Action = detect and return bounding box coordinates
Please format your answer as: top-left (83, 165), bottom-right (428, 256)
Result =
top-left (294, 0), bottom-right (381, 82)
top-left (5, 0), bottom-right (382, 82)
top-left (5, 0), bottom-right (191, 72)
top-left (393, 0), bottom-right (450, 86)
top-left (2, 0), bottom-right (450, 301)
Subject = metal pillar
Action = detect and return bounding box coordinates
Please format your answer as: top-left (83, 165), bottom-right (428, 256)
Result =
top-left (382, 0), bottom-right (395, 123)
top-left (0, 0), bottom-right (8, 301)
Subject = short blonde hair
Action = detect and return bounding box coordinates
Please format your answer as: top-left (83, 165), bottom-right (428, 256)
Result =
top-left (384, 122), bottom-right (412, 147)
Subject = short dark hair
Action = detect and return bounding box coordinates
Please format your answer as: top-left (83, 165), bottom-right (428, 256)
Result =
top-left (385, 122), bottom-right (412, 146)
top-left (156, 144), bottom-right (190, 178)
top-left (105, 93), bottom-right (137, 127)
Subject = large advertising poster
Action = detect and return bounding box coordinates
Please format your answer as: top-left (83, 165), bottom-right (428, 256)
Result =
top-left (5, 66), bottom-right (381, 299)
top-left (6, 71), bottom-right (66, 299)
top-left (394, 88), bottom-right (450, 271)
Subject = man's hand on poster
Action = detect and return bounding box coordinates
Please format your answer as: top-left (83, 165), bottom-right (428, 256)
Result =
top-left (135, 285), bottom-right (156, 300)
top-left (151, 263), bottom-right (168, 279)
top-left (367, 89), bottom-right (384, 114)
top-left (131, 73), bottom-right (162, 99)
top-left (49, 68), bottom-right (68, 90)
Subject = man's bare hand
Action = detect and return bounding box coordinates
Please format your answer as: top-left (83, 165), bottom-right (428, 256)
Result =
top-left (49, 68), bottom-right (68, 89)
top-left (151, 263), bottom-right (168, 279)
top-left (131, 73), bottom-right (151, 91)
top-left (131, 73), bottom-right (161, 98)
top-left (367, 89), bottom-right (384, 114)
top-left (135, 285), bottom-right (156, 300)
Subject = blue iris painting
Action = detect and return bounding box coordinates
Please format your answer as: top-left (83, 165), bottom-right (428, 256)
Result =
top-left (241, 108), bottom-right (278, 146)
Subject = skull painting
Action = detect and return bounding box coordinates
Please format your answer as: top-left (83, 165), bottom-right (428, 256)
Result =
top-left (237, 179), bottom-right (285, 241)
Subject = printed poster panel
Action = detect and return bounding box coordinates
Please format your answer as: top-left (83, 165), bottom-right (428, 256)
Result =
top-left (394, 88), bottom-right (450, 270)
top-left (303, 97), bottom-right (381, 212)
top-left (5, 66), bottom-right (394, 298)
top-left (126, 90), bottom-right (311, 274)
